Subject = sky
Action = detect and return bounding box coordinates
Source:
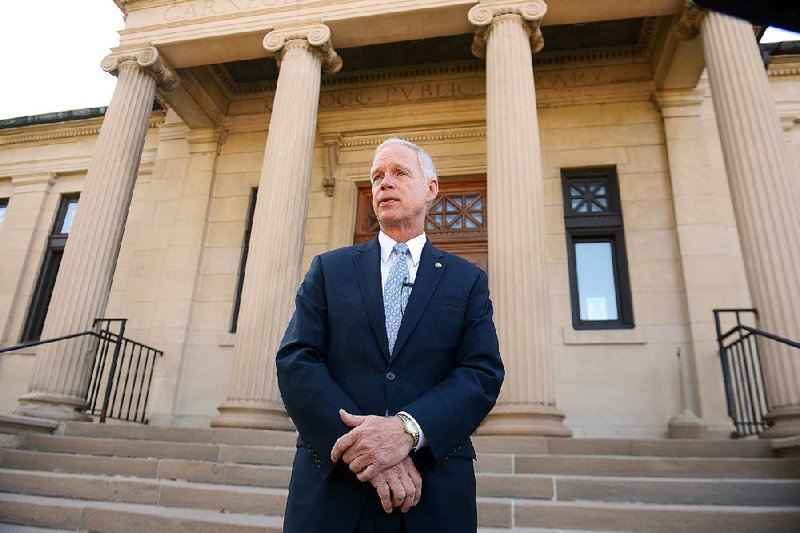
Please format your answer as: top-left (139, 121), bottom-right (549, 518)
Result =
top-left (0, 2), bottom-right (798, 120)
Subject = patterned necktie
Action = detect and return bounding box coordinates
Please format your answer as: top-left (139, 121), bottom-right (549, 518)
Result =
top-left (384, 243), bottom-right (410, 355)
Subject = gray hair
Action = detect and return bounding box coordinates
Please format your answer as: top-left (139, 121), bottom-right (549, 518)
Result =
top-left (372, 137), bottom-right (438, 184)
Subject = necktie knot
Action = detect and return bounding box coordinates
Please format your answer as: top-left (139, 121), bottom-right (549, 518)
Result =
top-left (393, 243), bottom-right (409, 256)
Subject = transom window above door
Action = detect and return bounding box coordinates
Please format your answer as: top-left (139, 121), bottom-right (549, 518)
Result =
top-left (354, 179), bottom-right (488, 272)
top-left (355, 181), bottom-right (487, 244)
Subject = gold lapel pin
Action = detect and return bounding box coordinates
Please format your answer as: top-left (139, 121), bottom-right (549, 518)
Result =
top-left (435, 262), bottom-right (442, 268)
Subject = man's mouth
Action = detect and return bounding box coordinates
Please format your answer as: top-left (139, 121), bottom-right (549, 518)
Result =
top-left (379, 198), bottom-right (398, 206)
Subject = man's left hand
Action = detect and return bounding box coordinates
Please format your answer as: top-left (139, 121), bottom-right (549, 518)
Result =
top-left (331, 409), bottom-right (414, 481)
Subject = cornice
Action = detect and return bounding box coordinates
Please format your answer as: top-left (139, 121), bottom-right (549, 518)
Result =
top-left (114, 0), bottom-right (165, 15)
top-left (0, 111), bottom-right (166, 147)
top-left (768, 57), bottom-right (800, 78)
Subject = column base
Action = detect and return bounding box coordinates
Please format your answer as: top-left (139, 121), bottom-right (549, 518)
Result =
top-left (668, 409), bottom-right (708, 439)
top-left (761, 405), bottom-right (800, 439)
top-left (211, 399), bottom-right (295, 430)
top-left (476, 403), bottom-right (572, 437)
top-left (14, 393), bottom-right (92, 422)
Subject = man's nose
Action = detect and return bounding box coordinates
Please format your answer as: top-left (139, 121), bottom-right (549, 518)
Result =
top-left (380, 173), bottom-right (397, 188)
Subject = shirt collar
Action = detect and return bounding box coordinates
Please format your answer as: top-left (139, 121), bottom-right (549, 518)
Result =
top-left (378, 231), bottom-right (427, 266)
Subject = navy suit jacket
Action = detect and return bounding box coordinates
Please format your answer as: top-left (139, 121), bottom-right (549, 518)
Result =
top-left (276, 237), bottom-right (504, 532)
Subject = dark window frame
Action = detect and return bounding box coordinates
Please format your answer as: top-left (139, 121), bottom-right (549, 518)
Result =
top-left (21, 194), bottom-right (80, 342)
top-left (561, 168), bottom-right (634, 330)
top-left (230, 188), bottom-right (258, 333)
top-left (0, 198), bottom-right (8, 229)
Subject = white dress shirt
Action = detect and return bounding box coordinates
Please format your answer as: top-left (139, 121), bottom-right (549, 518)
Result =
top-left (378, 230), bottom-right (426, 297)
top-left (377, 230), bottom-right (428, 451)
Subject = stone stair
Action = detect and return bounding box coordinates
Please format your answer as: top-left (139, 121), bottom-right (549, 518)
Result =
top-left (0, 422), bottom-right (798, 532)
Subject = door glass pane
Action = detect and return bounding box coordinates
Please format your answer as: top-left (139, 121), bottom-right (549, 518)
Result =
top-left (575, 241), bottom-right (619, 321)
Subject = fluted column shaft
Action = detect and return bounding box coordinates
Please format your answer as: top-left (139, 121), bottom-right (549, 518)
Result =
top-left (212, 24), bottom-right (341, 429)
top-left (701, 12), bottom-right (800, 437)
top-left (15, 47), bottom-right (177, 420)
top-left (469, 1), bottom-right (570, 436)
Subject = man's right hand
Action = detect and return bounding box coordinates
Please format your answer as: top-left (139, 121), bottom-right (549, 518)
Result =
top-left (370, 455), bottom-right (422, 513)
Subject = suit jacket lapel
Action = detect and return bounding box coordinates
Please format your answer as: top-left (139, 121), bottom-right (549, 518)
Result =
top-left (354, 238), bottom-right (391, 361)
top-left (392, 241), bottom-right (446, 359)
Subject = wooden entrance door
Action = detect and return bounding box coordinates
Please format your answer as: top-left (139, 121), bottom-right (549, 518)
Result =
top-left (354, 180), bottom-right (488, 272)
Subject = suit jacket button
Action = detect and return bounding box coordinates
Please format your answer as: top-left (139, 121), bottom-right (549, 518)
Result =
top-left (386, 371), bottom-right (395, 381)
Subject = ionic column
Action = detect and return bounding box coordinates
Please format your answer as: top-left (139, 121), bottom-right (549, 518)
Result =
top-left (212, 24), bottom-right (341, 429)
top-left (15, 47), bottom-right (177, 420)
top-left (469, 0), bottom-right (570, 436)
top-left (698, 9), bottom-right (800, 437)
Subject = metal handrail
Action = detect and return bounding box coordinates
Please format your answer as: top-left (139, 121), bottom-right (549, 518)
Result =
top-left (719, 324), bottom-right (800, 349)
top-left (0, 318), bottom-right (163, 424)
top-left (713, 308), bottom-right (800, 437)
top-left (0, 330), bottom-right (100, 355)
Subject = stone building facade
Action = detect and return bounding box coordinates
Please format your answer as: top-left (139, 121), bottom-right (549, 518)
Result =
top-left (1, 0), bottom-right (799, 439)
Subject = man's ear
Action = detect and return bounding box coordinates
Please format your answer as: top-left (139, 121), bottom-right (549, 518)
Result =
top-left (427, 178), bottom-right (439, 202)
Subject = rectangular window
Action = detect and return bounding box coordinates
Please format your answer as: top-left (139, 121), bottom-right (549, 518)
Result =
top-left (21, 194), bottom-right (79, 342)
top-left (0, 198), bottom-right (8, 228)
top-left (561, 168), bottom-right (633, 330)
top-left (230, 188), bottom-right (257, 333)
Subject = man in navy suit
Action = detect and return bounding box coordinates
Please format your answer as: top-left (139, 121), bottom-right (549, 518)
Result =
top-left (277, 138), bottom-right (504, 532)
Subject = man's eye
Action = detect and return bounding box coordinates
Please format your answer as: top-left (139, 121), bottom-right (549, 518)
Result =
top-left (371, 175), bottom-right (383, 183)
top-left (398, 170), bottom-right (407, 176)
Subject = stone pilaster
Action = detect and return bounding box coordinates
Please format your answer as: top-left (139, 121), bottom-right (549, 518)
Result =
top-left (469, 0), bottom-right (570, 436)
top-left (212, 24), bottom-right (341, 429)
top-left (700, 12), bottom-right (800, 437)
top-left (655, 88), bottom-right (744, 437)
top-left (15, 47), bottom-right (177, 420)
top-left (0, 173), bottom-right (57, 347)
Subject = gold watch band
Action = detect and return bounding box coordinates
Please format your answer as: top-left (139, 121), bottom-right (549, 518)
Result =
top-left (395, 412), bottom-right (420, 448)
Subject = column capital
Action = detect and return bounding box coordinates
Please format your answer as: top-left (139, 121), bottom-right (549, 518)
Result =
top-left (468, 0), bottom-right (548, 58)
top-left (674, 1), bottom-right (707, 41)
top-left (263, 23), bottom-right (342, 75)
top-left (101, 46), bottom-right (179, 90)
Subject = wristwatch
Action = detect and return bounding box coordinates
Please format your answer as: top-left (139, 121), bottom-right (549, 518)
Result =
top-left (395, 411), bottom-right (420, 448)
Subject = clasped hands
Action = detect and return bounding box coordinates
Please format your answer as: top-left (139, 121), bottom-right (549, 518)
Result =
top-left (330, 409), bottom-right (421, 513)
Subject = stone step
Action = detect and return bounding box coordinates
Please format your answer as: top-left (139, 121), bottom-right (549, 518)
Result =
top-left (14, 433), bottom-right (294, 465)
top-left (0, 448), bottom-right (160, 478)
top-left (0, 449), bottom-right (293, 489)
top-left (4, 463), bottom-right (799, 510)
top-left (18, 433), bottom-right (220, 461)
top-left (508, 499), bottom-right (800, 532)
top-left (60, 421), bottom-right (297, 447)
top-left (472, 436), bottom-right (775, 458)
top-left (0, 469), bottom-right (287, 517)
top-left (476, 472), bottom-right (800, 506)
top-left (54, 422), bottom-right (778, 458)
top-left (479, 453), bottom-right (800, 479)
top-left (0, 492), bottom-right (283, 532)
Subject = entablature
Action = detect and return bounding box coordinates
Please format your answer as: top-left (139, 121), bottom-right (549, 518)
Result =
top-left (115, 0), bottom-right (683, 69)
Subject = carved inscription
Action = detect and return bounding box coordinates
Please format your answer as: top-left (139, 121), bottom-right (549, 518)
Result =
top-left (163, 0), bottom-right (301, 22)
top-left (534, 68), bottom-right (604, 90)
top-left (319, 78), bottom-right (484, 109)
